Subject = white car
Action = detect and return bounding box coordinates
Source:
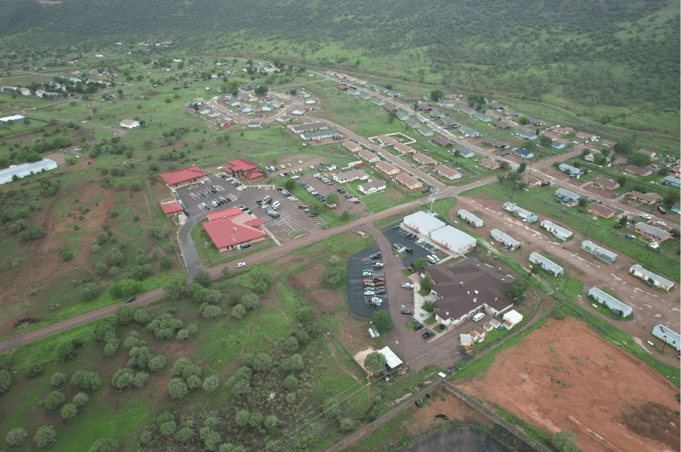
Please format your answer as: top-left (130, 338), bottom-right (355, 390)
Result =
top-left (236, 262), bottom-right (246, 268)
top-left (364, 290), bottom-right (375, 296)
top-left (401, 283), bottom-right (414, 288)
top-left (641, 213), bottom-right (651, 220)
top-left (472, 312), bottom-right (485, 322)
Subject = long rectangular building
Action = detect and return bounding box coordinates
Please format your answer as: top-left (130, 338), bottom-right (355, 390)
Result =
top-left (430, 226), bottom-right (476, 255)
top-left (457, 209), bottom-right (483, 228)
top-left (300, 129), bottom-right (340, 141)
top-left (491, 229), bottom-right (519, 250)
top-left (290, 121), bottom-right (328, 133)
top-left (588, 287), bottom-right (632, 317)
top-left (529, 252), bottom-right (563, 276)
top-left (403, 211), bottom-right (445, 237)
top-left (580, 240), bottom-right (618, 264)
top-left (652, 324), bottom-right (680, 351)
top-left (541, 220), bottom-right (572, 241)
top-left (503, 202), bottom-right (538, 223)
top-left (629, 264), bottom-right (674, 291)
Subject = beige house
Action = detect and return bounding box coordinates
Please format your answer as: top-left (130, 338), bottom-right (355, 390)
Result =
top-left (358, 149), bottom-right (379, 163)
top-left (377, 134), bottom-right (397, 146)
top-left (395, 173), bottom-right (422, 190)
top-left (434, 165), bottom-right (461, 180)
top-left (343, 140), bottom-right (361, 152)
top-left (480, 158), bottom-right (501, 170)
top-left (374, 160), bottom-right (400, 176)
top-left (393, 142), bottom-right (415, 155)
top-left (413, 152), bottom-right (436, 166)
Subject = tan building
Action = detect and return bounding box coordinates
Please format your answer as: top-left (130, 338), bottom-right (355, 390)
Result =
top-left (358, 149), bottom-right (379, 163)
top-left (413, 152), bottom-right (436, 166)
top-left (434, 165), bottom-right (461, 180)
top-left (587, 203), bottom-right (616, 219)
top-left (374, 160), bottom-right (400, 176)
top-left (593, 177), bottom-right (620, 190)
top-left (480, 158), bottom-right (501, 170)
top-left (627, 190), bottom-right (662, 205)
top-left (393, 142), bottom-right (415, 155)
top-left (377, 134), bottom-right (398, 146)
top-left (395, 173), bottom-right (422, 190)
top-left (343, 140), bottom-right (361, 152)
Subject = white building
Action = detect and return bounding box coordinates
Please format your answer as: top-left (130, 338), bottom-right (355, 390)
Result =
top-left (503, 310), bottom-right (523, 329)
top-left (430, 226), bottom-right (476, 255)
top-left (652, 324), bottom-right (680, 351)
top-left (528, 252), bottom-right (563, 276)
top-left (0, 159), bottom-right (58, 185)
top-left (403, 211), bottom-right (445, 237)
top-left (491, 229), bottom-right (519, 250)
top-left (629, 264), bottom-right (674, 291)
top-left (581, 240), bottom-right (618, 264)
top-left (502, 202), bottom-right (539, 223)
top-left (457, 209), bottom-right (484, 228)
top-left (120, 119), bottom-right (140, 129)
top-left (587, 287), bottom-right (632, 317)
top-left (541, 220), bottom-right (572, 241)
top-left (358, 180), bottom-right (387, 195)
top-left (377, 346), bottom-right (403, 370)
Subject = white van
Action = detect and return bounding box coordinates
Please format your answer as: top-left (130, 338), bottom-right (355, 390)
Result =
top-left (271, 201), bottom-right (280, 209)
top-left (472, 312), bottom-right (485, 322)
top-left (427, 255), bottom-right (438, 264)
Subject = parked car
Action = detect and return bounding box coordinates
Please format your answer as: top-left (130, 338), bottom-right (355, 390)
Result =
top-left (236, 262), bottom-right (246, 268)
top-left (413, 323), bottom-right (424, 331)
top-left (370, 252), bottom-right (381, 259)
top-left (362, 271), bottom-right (373, 277)
top-left (473, 312), bottom-right (485, 322)
top-left (401, 309), bottom-right (413, 315)
top-left (422, 330), bottom-right (435, 339)
top-left (402, 282), bottom-right (414, 288)
top-left (364, 290), bottom-right (375, 296)
top-left (124, 296), bottom-right (136, 304)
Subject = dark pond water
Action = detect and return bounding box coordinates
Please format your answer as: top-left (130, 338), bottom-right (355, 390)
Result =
top-left (400, 426), bottom-right (511, 452)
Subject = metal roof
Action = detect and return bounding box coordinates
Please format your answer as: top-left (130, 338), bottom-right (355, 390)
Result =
top-left (0, 159), bottom-right (58, 185)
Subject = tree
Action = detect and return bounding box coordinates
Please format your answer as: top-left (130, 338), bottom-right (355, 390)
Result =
top-left (33, 426), bottom-right (57, 449)
top-left (133, 309), bottom-right (152, 325)
top-left (168, 378), bottom-right (189, 400)
top-left (148, 355), bottom-right (167, 373)
top-left (202, 375), bottom-right (220, 392)
top-left (264, 414), bottom-right (279, 432)
top-left (552, 430), bottom-right (579, 452)
top-left (115, 305), bottom-right (134, 325)
top-left (61, 403), bottom-right (78, 420)
top-left (430, 89), bottom-right (444, 101)
top-left (283, 374), bottom-right (298, 390)
top-left (326, 193), bottom-right (339, 205)
top-left (176, 426), bottom-right (193, 441)
top-left (187, 375), bottom-right (202, 390)
top-left (5, 427), bottom-right (28, 446)
top-left (372, 310), bottom-right (394, 334)
top-left (72, 392), bottom-right (89, 407)
top-left (364, 352), bottom-right (387, 375)
top-left (341, 210), bottom-right (351, 221)
top-left (539, 135), bottom-right (553, 147)
top-left (0, 369), bottom-right (10, 393)
top-left (323, 397), bottom-right (341, 417)
top-left (248, 411), bottom-right (263, 428)
top-left (322, 266), bottom-right (344, 288)
top-left (26, 362), bottom-right (44, 378)
top-left (171, 358), bottom-right (192, 377)
top-left (57, 342), bottom-right (77, 361)
top-left (285, 179), bottom-right (296, 191)
top-left (164, 274), bottom-right (187, 300)
top-left (252, 352), bottom-right (273, 372)
top-left (616, 175), bottom-right (627, 187)
top-left (517, 116), bottom-right (529, 125)
top-left (283, 336), bottom-right (299, 352)
top-left (159, 255), bottom-right (173, 270)
top-left (517, 162), bottom-right (527, 174)
top-left (50, 372), bottom-right (67, 387)
top-left (193, 271), bottom-right (211, 286)
top-left (112, 368), bottom-right (134, 389)
top-left (309, 203), bottom-right (323, 214)
top-left (507, 278), bottom-right (528, 301)
top-left (254, 85), bottom-right (269, 95)
top-left (235, 409), bottom-right (250, 427)
top-left (202, 305), bottom-right (222, 319)
top-left (618, 215), bottom-right (629, 227)
top-left (45, 391), bottom-right (66, 410)
top-left (241, 293), bottom-right (259, 310)
top-left (340, 418), bottom-right (356, 432)
top-left (231, 304), bottom-right (246, 320)
top-left (420, 274), bottom-right (434, 293)
top-left (412, 257), bottom-right (428, 272)
top-left (160, 421), bottom-right (176, 436)
top-left (89, 439), bottom-right (119, 452)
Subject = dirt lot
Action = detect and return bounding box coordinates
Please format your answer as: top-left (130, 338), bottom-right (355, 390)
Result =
top-left (459, 317), bottom-right (680, 452)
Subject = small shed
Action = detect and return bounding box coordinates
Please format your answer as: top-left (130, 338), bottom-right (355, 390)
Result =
top-left (503, 310), bottom-right (523, 329)
top-left (459, 333), bottom-right (473, 347)
top-left (378, 346), bottom-right (403, 370)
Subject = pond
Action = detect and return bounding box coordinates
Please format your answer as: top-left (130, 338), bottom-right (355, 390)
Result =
top-left (400, 426), bottom-right (510, 452)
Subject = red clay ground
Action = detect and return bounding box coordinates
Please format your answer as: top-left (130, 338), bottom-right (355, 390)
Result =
top-left (459, 317), bottom-right (680, 452)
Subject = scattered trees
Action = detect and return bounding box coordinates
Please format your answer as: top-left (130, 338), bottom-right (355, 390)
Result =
top-left (202, 375), bottom-right (220, 392)
top-left (72, 392), bottom-right (89, 407)
top-left (322, 266), bottom-right (344, 287)
top-left (0, 369), bottom-right (11, 393)
top-left (5, 427), bottom-right (28, 446)
top-left (61, 403), bottom-right (78, 420)
top-left (33, 426), bottom-right (57, 449)
top-left (44, 390), bottom-right (66, 410)
top-left (507, 277), bottom-right (528, 301)
top-left (323, 397), bottom-right (341, 417)
top-left (89, 439), bottom-right (119, 452)
top-left (168, 378), bottom-right (189, 400)
top-left (412, 257), bottom-right (428, 272)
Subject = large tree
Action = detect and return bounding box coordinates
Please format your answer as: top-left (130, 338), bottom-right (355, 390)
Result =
top-left (364, 352), bottom-right (387, 375)
top-left (507, 278), bottom-right (528, 301)
top-left (372, 310), bottom-right (394, 334)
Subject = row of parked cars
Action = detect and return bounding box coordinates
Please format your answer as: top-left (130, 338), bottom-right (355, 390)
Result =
top-left (298, 180), bottom-right (327, 204)
top-left (201, 195), bottom-right (230, 210)
top-left (362, 252), bottom-right (386, 308)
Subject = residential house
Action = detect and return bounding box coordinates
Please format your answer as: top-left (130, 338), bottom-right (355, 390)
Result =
top-left (438, 100), bottom-right (458, 108)
top-left (505, 109), bottom-right (520, 117)
top-left (481, 138), bottom-right (506, 149)
top-left (459, 334), bottom-right (473, 347)
top-left (627, 190), bottom-right (662, 205)
top-left (587, 203), bottom-right (616, 219)
top-left (442, 118), bottom-right (459, 129)
top-left (247, 120), bottom-right (262, 128)
top-left (290, 122), bottom-right (328, 134)
top-left (333, 169), bottom-right (369, 184)
top-left (358, 179), bottom-right (387, 195)
top-left (395, 111), bottom-right (410, 121)
top-left (159, 165), bottom-right (207, 188)
top-left (601, 139), bottom-right (616, 148)
top-left (527, 117), bottom-right (542, 126)
top-left (434, 165), bottom-right (461, 180)
top-left (458, 126), bottom-right (480, 138)
top-left (515, 129), bottom-right (537, 140)
top-left (430, 109), bottom-right (446, 120)
top-left (663, 175), bottom-right (681, 187)
top-left (300, 129), bottom-right (340, 141)
top-left (395, 173), bottom-right (423, 190)
top-left (432, 136), bottom-right (454, 148)
top-left (202, 207), bottom-right (267, 252)
top-left (550, 141), bottom-right (566, 150)
top-left (488, 101), bottom-right (503, 110)
top-left (555, 188), bottom-right (581, 205)
top-left (581, 241), bottom-right (618, 264)
top-left (651, 324), bottom-right (680, 350)
top-left (587, 288), bottom-right (632, 317)
top-left (540, 220), bottom-right (572, 241)
top-left (427, 259), bottom-right (514, 326)
top-left (393, 142), bottom-right (416, 155)
top-left (374, 161), bottom-right (400, 176)
top-left (224, 159), bottom-right (264, 180)
top-left (490, 229), bottom-right (519, 250)
top-left (480, 158), bottom-right (501, 170)
top-left (290, 108), bottom-right (306, 115)
top-left (160, 201), bottom-right (183, 217)
top-left (370, 97), bottom-right (385, 106)
top-left (593, 177), bottom-right (620, 190)
top-left (624, 165), bottom-right (653, 177)
top-left (503, 310), bottom-right (523, 329)
top-left (474, 112), bottom-right (494, 122)
top-left (119, 119), bottom-right (140, 129)
top-left (576, 132), bottom-right (598, 142)
top-left (454, 146), bottom-right (475, 159)
top-left (377, 134), bottom-right (398, 146)
top-left (671, 203), bottom-right (680, 214)
top-left (405, 119), bottom-right (421, 129)
top-left (634, 222), bottom-right (672, 242)
top-left (457, 209), bottom-right (483, 227)
top-left (417, 126), bottom-right (434, 137)
top-left (549, 125), bottom-right (574, 135)
top-left (413, 152), bottom-right (436, 166)
top-left (343, 140), bottom-right (361, 153)
top-left (460, 106), bottom-right (477, 115)
top-left (358, 149), bottom-right (379, 163)
top-left (503, 202), bottom-right (539, 223)
top-left (528, 252), bottom-right (564, 276)
top-left (558, 163), bottom-right (582, 178)
top-left (493, 120), bottom-right (510, 130)
top-left (514, 148), bottom-right (534, 159)
top-left (629, 264), bottom-right (674, 291)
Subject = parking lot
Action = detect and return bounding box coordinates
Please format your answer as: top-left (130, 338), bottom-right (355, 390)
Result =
top-left (291, 172), bottom-right (368, 218)
top-left (345, 245), bottom-right (390, 319)
top-left (381, 224), bottom-right (448, 270)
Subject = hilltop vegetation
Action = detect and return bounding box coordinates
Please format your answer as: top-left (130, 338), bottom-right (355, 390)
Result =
top-left (0, 0), bottom-right (678, 111)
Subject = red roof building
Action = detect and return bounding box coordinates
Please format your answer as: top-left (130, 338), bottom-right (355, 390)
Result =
top-left (159, 166), bottom-right (207, 187)
top-left (244, 171), bottom-right (265, 180)
top-left (202, 207), bottom-right (267, 251)
top-left (160, 201), bottom-right (183, 216)
top-left (224, 159), bottom-right (262, 180)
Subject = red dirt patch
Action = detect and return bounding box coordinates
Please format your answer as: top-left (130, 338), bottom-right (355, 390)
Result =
top-left (620, 402), bottom-right (680, 450)
top-left (459, 317), bottom-right (680, 452)
top-left (305, 289), bottom-right (342, 315)
top-left (287, 263), bottom-right (325, 292)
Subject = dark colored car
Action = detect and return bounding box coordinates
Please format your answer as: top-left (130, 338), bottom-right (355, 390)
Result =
top-left (124, 296), bottom-right (136, 304)
top-left (401, 310), bottom-right (413, 315)
top-left (422, 330), bottom-right (435, 339)
top-left (404, 247), bottom-right (413, 254)
top-left (413, 323), bottom-right (424, 331)
top-left (435, 414), bottom-right (449, 420)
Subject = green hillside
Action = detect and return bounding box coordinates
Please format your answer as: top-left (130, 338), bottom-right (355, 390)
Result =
top-left (0, 0), bottom-right (678, 109)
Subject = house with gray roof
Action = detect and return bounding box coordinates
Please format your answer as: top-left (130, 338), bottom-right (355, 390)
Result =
top-left (558, 163), bottom-right (582, 178)
top-left (529, 252), bottom-right (563, 276)
top-left (300, 129), bottom-right (340, 141)
top-left (395, 111), bottom-right (409, 121)
top-left (515, 129), bottom-right (537, 140)
top-left (418, 126), bottom-right (434, 137)
top-left (491, 229), bottom-right (519, 250)
top-left (514, 148), bottom-right (534, 159)
top-left (634, 222), bottom-right (672, 242)
top-left (457, 209), bottom-right (483, 227)
top-left (503, 202), bottom-right (538, 223)
top-left (0, 159), bottom-right (58, 185)
top-left (454, 146), bottom-right (475, 158)
top-left (629, 264), bottom-right (674, 291)
top-left (541, 220), bottom-right (572, 241)
top-left (663, 175), bottom-right (681, 187)
top-left (588, 288), bottom-right (632, 317)
top-left (652, 324), bottom-right (680, 350)
top-left (458, 126), bottom-right (480, 138)
top-left (474, 112), bottom-right (494, 122)
top-left (581, 241), bottom-right (618, 264)
top-left (555, 188), bottom-right (581, 205)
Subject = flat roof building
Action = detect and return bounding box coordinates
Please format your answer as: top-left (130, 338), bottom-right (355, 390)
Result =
top-left (503, 202), bottom-right (538, 223)
top-left (629, 264), bottom-right (674, 291)
top-left (0, 159), bottom-right (58, 185)
top-left (652, 324), bottom-right (680, 351)
top-left (529, 252), bottom-right (564, 276)
top-left (541, 220), bottom-right (572, 241)
top-left (581, 240), bottom-right (618, 264)
top-left (403, 211), bottom-right (445, 237)
top-left (430, 226), bottom-right (477, 255)
top-left (457, 209), bottom-right (483, 228)
top-left (588, 287), bottom-right (632, 317)
top-left (159, 165), bottom-right (207, 187)
top-left (491, 229), bottom-right (519, 250)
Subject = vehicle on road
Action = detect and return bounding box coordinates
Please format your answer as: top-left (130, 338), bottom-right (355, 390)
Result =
top-left (401, 309), bottom-right (413, 315)
top-left (236, 262), bottom-right (246, 268)
top-left (124, 296), bottom-right (136, 303)
top-left (402, 282), bottom-right (414, 288)
top-left (473, 312), bottom-right (485, 322)
top-left (422, 330), bottom-right (435, 339)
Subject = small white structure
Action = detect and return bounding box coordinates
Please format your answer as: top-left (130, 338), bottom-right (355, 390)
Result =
top-left (491, 229), bottom-right (519, 250)
top-left (651, 324), bottom-right (680, 351)
top-left (581, 240), bottom-right (618, 264)
top-left (0, 159), bottom-right (58, 185)
top-left (587, 287), bottom-right (632, 317)
top-left (0, 114), bottom-right (26, 123)
top-left (503, 202), bottom-right (539, 223)
top-left (403, 211), bottom-right (445, 237)
top-left (459, 333), bottom-right (473, 347)
top-left (120, 119), bottom-right (140, 129)
top-left (430, 226), bottom-right (476, 255)
top-left (529, 252), bottom-right (564, 276)
top-left (378, 346), bottom-right (403, 370)
top-left (358, 180), bottom-right (387, 195)
top-left (541, 220), bottom-right (572, 241)
top-left (629, 264), bottom-right (674, 291)
top-left (457, 209), bottom-right (483, 228)
top-left (503, 310), bottom-right (523, 329)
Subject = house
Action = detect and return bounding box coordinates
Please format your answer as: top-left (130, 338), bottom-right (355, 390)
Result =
top-left (427, 259), bottom-right (514, 326)
top-left (528, 252), bottom-right (564, 276)
top-left (403, 211), bottom-right (445, 236)
top-left (405, 119), bottom-right (421, 129)
top-left (503, 310), bottom-right (523, 328)
top-left (374, 161), bottom-right (400, 176)
top-left (333, 169), bottom-right (369, 184)
top-left (442, 118), bottom-right (459, 129)
top-left (629, 264), bottom-right (674, 291)
top-left (634, 222), bottom-right (672, 242)
top-left (488, 101), bottom-right (503, 110)
top-left (541, 220), bottom-right (572, 241)
top-left (471, 328), bottom-right (486, 342)
top-left (358, 179), bottom-right (387, 195)
top-left (343, 140), bottom-right (361, 153)
top-left (493, 120), bottom-right (510, 130)
top-left (651, 324), bottom-right (680, 351)
top-left (202, 207), bottom-right (267, 252)
top-left (346, 88), bottom-right (361, 96)
top-left (290, 122), bottom-right (328, 134)
top-left (430, 110), bottom-right (446, 120)
top-left (474, 113), bottom-right (494, 122)
top-left (600, 139), bottom-right (616, 148)
top-left (484, 321), bottom-right (496, 333)
top-left (460, 106), bottom-right (477, 115)
top-left (491, 229), bottom-right (520, 250)
top-left (358, 149), bottom-right (379, 163)
top-left (555, 188), bottom-right (581, 205)
top-left (459, 334), bottom-right (473, 347)
top-left (481, 138), bottom-right (506, 149)
top-left (160, 201), bottom-right (183, 217)
top-left (395, 111), bottom-right (410, 121)
top-left (558, 163), bottom-right (582, 178)
top-left (395, 173), bottom-right (422, 190)
top-left (588, 288), bottom-right (632, 317)
top-left (504, 109), bottom-right (520, 117)
top-left (515, 129), bottom-right (537, 140)
top-left (624, 165), bottom-right (653, 177)
top-left (247, 120), bottom-right (262, 128)
top-left (593, 177), bottom-right (620, 190)
top-left (119, 119), bottom-right (140, 129)
top-left (391, 143), bottom-right (414, 157)
top-left (662, 175), bottom-right (681, 187)
top-left (527, 117), bottom-right (542, 126)
top-left (224, 159), bottom-right (264, 180)
top-left (434, 165), bottom-right (461, 180)
top-left (480, 158), bottom-right (502, 170)
top-left (159, 165), bottom-right (207, 188)
top-left (413, 152), bottom-right (436, 166)
top-left (458, 126), bottom-right (480, 138)
top-left (457, 209), bottom-right (483, 227)
top-left (370, 97), bottom-right (385, 106)
top-left (514, 148), bottom-right (534, 159)
top-left (377, 346), bottom-right (403, 370)
top-left (549, 125), bottom-right (574, 135)
top-left (300, 129), bottom-right (340, 141)
top-left (377, 134), bottom-right (398, 146)
top-left (439, 100), bottom-right (457, 108)
top-left (550, 141), bottom-right (566, 150)
top-left (587, 203), bottom-right (616, 219)
top-left (503, 202), bottom-right (538, 223)
top-left (576, 132), bottom-right (598, 142)
top-left (290, 108), bottom-right (306, 115)
top-left (0, 115), bottom-right (25, 124)
top-left (581, 240), bottom-right (618, 264)
top-left (671, 203), bottom-right (680, 214)
top-left (0, 159), bottom-right (58, 185)
top-left (432, 136), bottom-right (453, 148)
top-left (417, 126), bottom-right (434, 137)
top-left (454, 146), bottom-right (475, 159)
top-left (382, 103), bottom-right (399, 112)
top-left (430, 226), bottom-right (477, 254)
top-left (627, 190), bottom-right (662, 205)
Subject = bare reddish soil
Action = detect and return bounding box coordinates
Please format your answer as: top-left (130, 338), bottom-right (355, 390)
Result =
top-left (288, 263), bottom-right (325, 292)
top-left (459, 317), bottom-right (680, 452)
